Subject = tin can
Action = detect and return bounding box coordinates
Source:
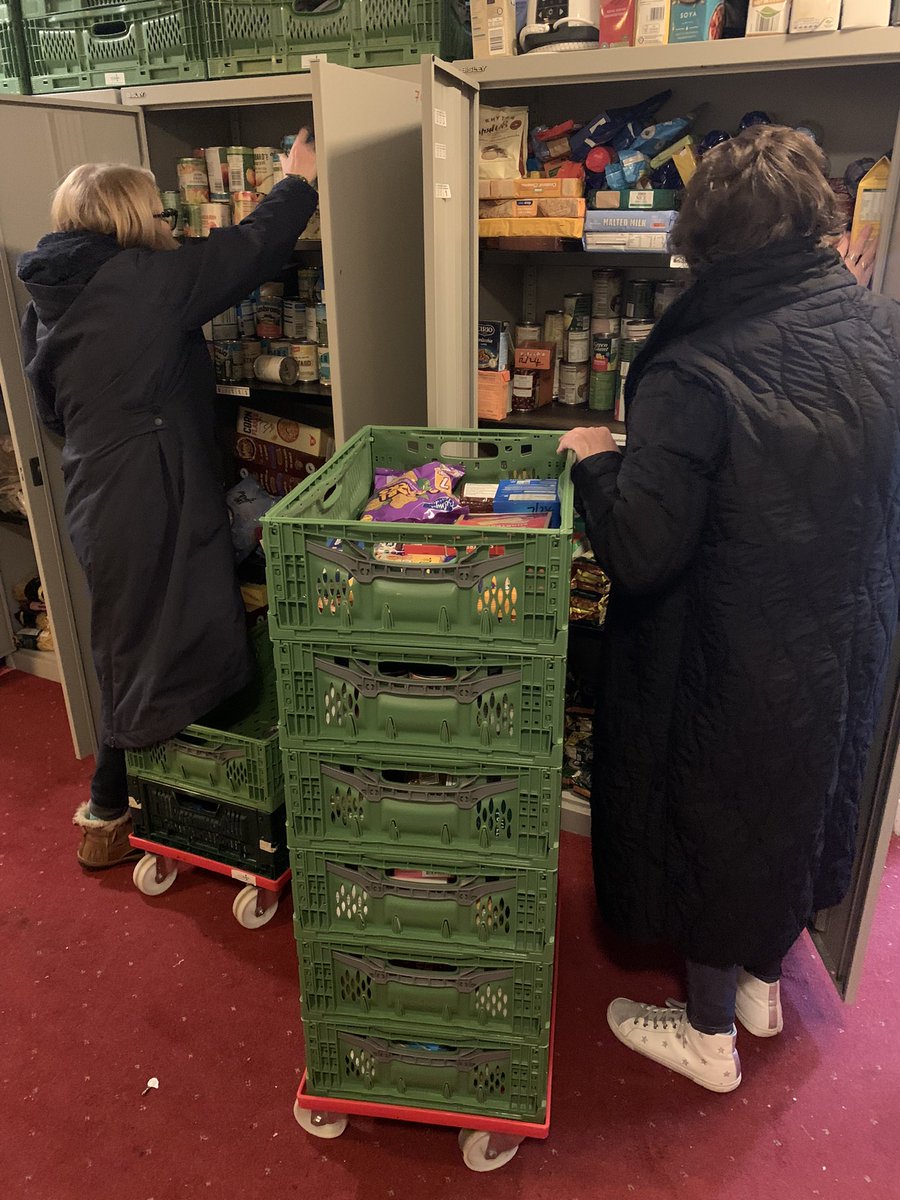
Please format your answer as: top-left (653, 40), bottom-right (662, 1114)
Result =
top-left (212, 306), bottom-right (239, 340)
top-left (543, 309), bottom-right (565, 354)
top-left (590, 327), bottom-right (619, 414)
top-left (253, 146), bottom-right (276, 195)
top-left (255, 298), bottom-right (283, 339)
top-left (271, 152), bottom-right (285, 188)
top-left (316, 302), bottom-right (328, 347)
top-left (259, 281), bottom-right (284, 299)
top-left (237, 300), bottom-right (256, 338)
top-left (200, 202), bottom-right (231, 234)
top-left (563, 292), bottom-right (591, 333)
top-left (180, 203), bottom-right (204, 238)
top-left (565, 328), bottom-right (590, 364)
top-left (616, 334), bottom-right (649, 421)
top-left (177, 157), bottom-right (208, 204)
top-left (290, 340), bottom-right (318, 382)
top-left (297, 268), bottom-right (318, 306)
top-left (226, 146), bottom-right (255, 194)
top-left (305, 307), bottom-right (318, 343)
top-left (267, 339), bottom-right (292, 358)
top-left (622, 319), bottom-right (654, 341)
top-left (653, 281), bottom-right (686, 320)
top-left (160, 190), bottom-right (183, 235)
top-left (559, 361), bottom-right (590, 406)
top-left (232, 191), bottom-right (259, 222)
top-left (282, 299), bottom-right (306, 339)
top-left (589, 370), bottom-right (617, 413)
top-left (624, 279), bottom-right (654, 321)
top-left (204, 147), bottom-right (230, 201)
top-left (515, 323), bottom-right (541, 346)
top-left (241, 339), bottom-right (262, 380)
top-left (318, 345), bottom-right (332, 387)
top-left (254, 354), bottom-right (299, 385)
top-left (591, 316), bottom-right (621, 337)
top-left (213, 340), bottom-right (244, 383)
top-left (592, 268), bottom-right (623, 319)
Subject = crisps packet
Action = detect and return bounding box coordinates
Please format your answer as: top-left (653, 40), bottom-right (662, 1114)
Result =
top-left (361, 461), bottom-right (468, 524)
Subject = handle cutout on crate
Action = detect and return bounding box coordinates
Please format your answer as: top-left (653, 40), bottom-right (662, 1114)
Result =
top-left (91, 20), bottom-right (128, 37)
top-left (440, 440), bottom-right (499, 461)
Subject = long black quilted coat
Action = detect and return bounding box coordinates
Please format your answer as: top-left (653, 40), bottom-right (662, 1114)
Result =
top-left (17, 178), bottom-right (318, 748)
top-left (573, 239), bottom-right (900, 968)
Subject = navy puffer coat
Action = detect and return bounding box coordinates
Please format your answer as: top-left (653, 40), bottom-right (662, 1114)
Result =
top-left (18, 177), bottom-right (317, 748)
top-left (573, 239), bottom-right (900, 967)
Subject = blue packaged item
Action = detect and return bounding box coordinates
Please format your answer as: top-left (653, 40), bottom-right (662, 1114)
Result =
top-left (699, 129), bottom-right (731, 155)
top-left (619, 151), bottom-right (651, 185)
top-left (605, 162), bottom-right (627, 190)
top-left (739, 111), bottom-right (771, 131)
top-left (569, 90), bottom-right (672, 162)
top-left (650, 161), bottom-right (682, 190)
top-left (584, 209), bottom-right (680, 233)
top-left (627, 113), bottom-right (696, 160)
top-left (226, 477), bottom-right (275, 564)
top-left (494, 479), bottom-right (561, 528)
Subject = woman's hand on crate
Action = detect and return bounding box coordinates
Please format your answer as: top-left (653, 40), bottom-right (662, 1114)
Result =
top-left (558, 427), bottom-right (620, 463)
top-left (836, 225), bottom-right (878, 288)
top-left (281, 129), bottom-right (318, 184)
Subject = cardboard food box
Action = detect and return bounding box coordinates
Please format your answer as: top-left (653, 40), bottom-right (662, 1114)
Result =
top-left (588, 188), bottom-right (680, 210)
top-left (479, 217), bottom-right (586, 239)
top-left (635, 0), bottom-right (672, 43)
top-left (669, 0), bottom-right (726, 39)
top-left (584, 209), bottom-right (679, 233)
top-left (478, 320), bottom-right (512, 371)
top-left (849, 156), bottom-right (891, 243)
top-left (840, 0), bottom-right (890, 24)
top-left (583, 231), bottom-right (671, 251)
top-left (479, 177), bottom-right (585, 199)
top-left (470, 0), bottom-right (518, 58)
top-left (513, 341), bottom-right (556, 409)
top-left (746, 0), bottom-right (791, 32)
top-left (478, 369), bottom-right (513, 420)
top-left (789, 0), bottom-right (841, 29)
top-left (479, 197), bottom-right (587, 218)
top-left (600, 0), bottom-right (637, 44)
top-left (236, 407), bottom-right (333, 459)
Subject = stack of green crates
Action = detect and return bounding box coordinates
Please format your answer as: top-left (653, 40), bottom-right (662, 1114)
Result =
top-left (1, 1), bottom-right (29, 91)
top-left (263, 426), bottom-right (572, 1123)
top-left (125, 619), bottom-right (289, 879)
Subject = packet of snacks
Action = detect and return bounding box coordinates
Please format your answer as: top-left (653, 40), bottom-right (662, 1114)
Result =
top-left (479, 106), bottom-right (529, 180)
top-left (360, 461), bottom-right (468, 524)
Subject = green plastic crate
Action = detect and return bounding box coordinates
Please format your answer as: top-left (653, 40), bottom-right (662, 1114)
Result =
top-left (24, 0), bottom-right (206, 93)
top-left (204, 0), bottom-right (470, 80)
top-left (0, 2), bottom-right (29, 91)
top-left (303, 1020), bottom-right (549, 1121)
top-left (284, 748), bottom-right (561, 866)
top-left (128, 776), bottom-right (288, 878)
top-left (295, 935), bottom-right (554, 1039)
top-left (126, 622), bottom-right (283, 813)
top-left (291, 847), bottom-right (557, 956)
top-left (273, 639), bottom-right (566, 762)
top-left (262, 426), bottom-right (574, 652)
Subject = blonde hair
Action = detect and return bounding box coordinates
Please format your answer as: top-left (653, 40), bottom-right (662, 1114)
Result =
top-left (51, 163), bottom-right (176, 251)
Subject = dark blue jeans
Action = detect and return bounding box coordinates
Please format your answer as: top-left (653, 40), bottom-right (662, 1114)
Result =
top-left (90, 744), bottom-right (128, 820)
top-left (687, 959), bottom-right (783, 1034)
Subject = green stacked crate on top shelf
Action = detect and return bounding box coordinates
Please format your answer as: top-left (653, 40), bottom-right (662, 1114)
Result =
top-left (125, 619), bottom-right (289, 879)
top-left (0, 1), bottom-right (29, 91)
top-left (263, 426), bottom-right (572, 1124)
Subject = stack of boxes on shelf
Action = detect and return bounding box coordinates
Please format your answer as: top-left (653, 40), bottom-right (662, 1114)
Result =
top-left (125, 619), bottom-right (290, 892)
top-left (263, 425), bottom-right (572, 1121)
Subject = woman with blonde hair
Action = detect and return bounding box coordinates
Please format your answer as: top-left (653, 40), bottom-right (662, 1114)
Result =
top-left (18, 135), bottom-right (317, 869)
top-left (559, 125), bottom-right (899, 1092)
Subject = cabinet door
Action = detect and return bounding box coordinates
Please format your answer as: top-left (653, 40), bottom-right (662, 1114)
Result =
top-left (810, 639), bottom-right (900, 1002)
top-left (421, 58), bottom-right (479, 429)
top-left (311, 61), bottom-right (428, 444)
top-left (0, 97), bottom-right (146, 756)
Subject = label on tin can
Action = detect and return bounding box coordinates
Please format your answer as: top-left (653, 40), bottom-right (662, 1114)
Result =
top-left (212, 307), bottom-right (239, 339)
top-left (282, 299), bottom-right (306, 339)
top-left (271, 153), bottom-right (285, 187)
top-left (565, 328), bottom-right (590, 364)
top-left (624, 279), bottom-right (654, 321)
top-left (515, 323), bottom-right (541, 346)
top-left (232, 192), bottom-right (259, 223)
top-left (543, 309), bottom-right (565, 357)
top-left (255, 298), bottom-right (283, 339)
top-left (213, 340), bottom-right (244, 383)
top-left (653, 281), bottom-right (685, 320)
top-left (316, 302), bottom-right (328, 347)
top-left (592, 268), bottom-right (624, 319)
top-left (254, 147), bottom-right (276, 195)
top-left (177, 158), bottom-right (208, 206)
top-left (241, 339), bottom-right (262, 380)
top-left (254, 355), bottom-right (299, 385)
top-left (305, 307), bottom-right (319, 343)
top-left (180, 204), bottom-right (205, 238)
top-left (204, 147), bottom-right (230, 201)
top-left (290, 340), bottom-right (318, 381)
top-left (591, 331), bottom-right (620, 373)
top-left (267, 339), bottom-right (292, 359)
top-left (559, 361), bottom-right (590, 406)
top-left (318, 346), bottom-right (332, 386)
top-left (563, 293), bottom-right (591, 333)
top-left (237, 300), bottom-right (256, 338)
top-left (297, 268), bottom-right (318, 306)
top-left (200, 202), bottom-right (232, 233)
top-left (227, 146), bottom-right (255, 194)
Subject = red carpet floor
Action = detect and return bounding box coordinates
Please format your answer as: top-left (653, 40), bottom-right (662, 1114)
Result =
top-left (1, 669), bottom-right (898, 1200)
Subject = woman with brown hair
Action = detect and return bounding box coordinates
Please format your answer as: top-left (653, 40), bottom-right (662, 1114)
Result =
top-left (17, 135), bottom-right (317, 869)
top-left (559, 125), bottom-right (899, 1092)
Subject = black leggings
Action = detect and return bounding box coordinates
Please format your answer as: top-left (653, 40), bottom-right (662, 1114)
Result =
top-left (687, 958), bottom-right (783, 1035)
top-left (90, 744), bottom-right (129, 820)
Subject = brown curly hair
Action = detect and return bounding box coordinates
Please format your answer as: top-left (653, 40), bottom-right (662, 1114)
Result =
top-left (669, 125), bottom-right (844, 273)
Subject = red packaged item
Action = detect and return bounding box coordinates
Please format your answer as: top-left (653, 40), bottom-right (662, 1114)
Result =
top-left (457, 513), bottom-right (552, 529)
top-left (600, 0), bottom-right (636, 47)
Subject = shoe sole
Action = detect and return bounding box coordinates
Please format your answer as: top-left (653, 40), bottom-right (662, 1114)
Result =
top-left (77, 849), bottom-right (143, 870)
top-left (735, 1008), bottom-right (783, 1038)
top-left (607, 1007), bottom-right (742, 1094)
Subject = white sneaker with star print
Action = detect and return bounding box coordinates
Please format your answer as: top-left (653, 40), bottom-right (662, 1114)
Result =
top-left (607, 998), bottom-right (742, 1093)
top-left (735, 970), bottom-right (783, 1037)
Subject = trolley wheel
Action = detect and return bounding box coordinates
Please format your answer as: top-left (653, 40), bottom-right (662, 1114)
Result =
top-left (293, 1100), bottom-right (348, 1139)
top-left (232, 884), bottom-right (278, 930)
top-left (132, 852), bottom-right (177, 896)
top-left (459, 1129), bottom-right (522, 1173)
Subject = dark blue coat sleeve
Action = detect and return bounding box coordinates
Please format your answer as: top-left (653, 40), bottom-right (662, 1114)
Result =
top-left (150, 176), bottom-right (318, 330)
top-left (572, 365), bottom-right (726, 596)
